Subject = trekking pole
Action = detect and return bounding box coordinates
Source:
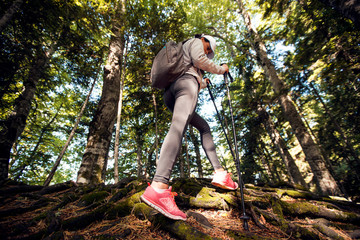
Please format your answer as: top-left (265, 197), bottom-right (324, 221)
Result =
top-left (223, 72), bottom-right (250, 230)
top-left (206, 81), bottom-right (236, 160)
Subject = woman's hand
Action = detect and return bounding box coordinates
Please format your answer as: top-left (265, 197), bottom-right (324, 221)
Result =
top-left (221, 64), bottom-right (229, 73)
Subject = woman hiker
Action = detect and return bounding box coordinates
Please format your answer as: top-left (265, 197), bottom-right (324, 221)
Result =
top-left (141, 34), bottom-right (238, 221)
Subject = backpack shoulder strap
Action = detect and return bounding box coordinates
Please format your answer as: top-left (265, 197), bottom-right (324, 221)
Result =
top-left (183, 38), bottom-right (197, 71)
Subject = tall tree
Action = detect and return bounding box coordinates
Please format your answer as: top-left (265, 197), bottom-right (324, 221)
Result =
top-left (0, 45), bottom-right (55, 182)
top-left (257, 106), bottom-right (307, 187)
top-left (76, 0), bottom-right (126, 185)
top-left (189, 126), bottom-right (203, 178)
top-left (236, 0), bottom-right (342, 196)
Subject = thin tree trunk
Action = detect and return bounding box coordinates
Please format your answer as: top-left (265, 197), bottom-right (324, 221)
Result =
top-left (136, 133), bottom-right (143, 178)
top-left (189, 126), bottom-right (203, 178)
top-left (113, 43), bottom-right (128, 184)
top-left (184, 131), bottom-right (190, 177)
top-left (0, 45), bottom-right (54, 182)
top-left (236, 0), bottom-right (342, 196)
top-left (257, 106), bottom-right (307, 187)
top-left (258, 141), bottom-right (275, 183)
top-left (43, 71), bottom-right (99, 186)
top-left (0, 0), bottom-right (23, 32)
top-left (146, 141), bottom-right (157, 179)
top-left (14, 103), bottom-right (61, 181)
top-left (152, 93), bottom-right (159, 166)
top-left (179, 147), bottom-right (185, 178)
top-left (260, 140), bottom-right (282, 182)
top-left (76, 0), bottom-right (126, 185)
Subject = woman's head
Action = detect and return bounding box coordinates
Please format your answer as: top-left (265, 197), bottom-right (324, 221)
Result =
top-left (196, 34), bottom-right (216, 59)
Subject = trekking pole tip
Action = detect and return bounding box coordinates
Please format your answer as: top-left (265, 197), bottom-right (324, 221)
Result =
top-left (240, 214), bottom-right (250, 230)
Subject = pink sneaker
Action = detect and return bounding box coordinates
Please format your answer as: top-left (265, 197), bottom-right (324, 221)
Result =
top-left (211, 171), bottom-right (239, 190)
top-left (140, 183), bottom-right (187, 221)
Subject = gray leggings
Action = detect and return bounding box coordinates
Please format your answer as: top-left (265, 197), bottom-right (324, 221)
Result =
top-left (153, 74), bottom-right (222, 184)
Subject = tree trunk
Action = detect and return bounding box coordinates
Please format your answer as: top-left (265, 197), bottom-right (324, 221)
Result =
top-left (43, 72), bottom-right (98, 186)
top-left (136, 133), bottom-right (143, 178)
top-left (152, 93), bottom-right (159, 166)
top-left (317, 0), bottom-right (360, 28)
top-left (257, 106), bottom-right (307, 188)
top-left (0, 0), bottom-right (23, 32)
top-left (189, 126), bottom-right (203, 178)
top-left (180, 148), bottom-right (185, 178)
top-left (113, 44), bottom-right (128, 184)
top-left (14, 103), bottom-right (60, 181)
top-left (261, 141), bottom-right (282, 182)
top-left (0, 45), bottom-right (54, 182)
top-left (184, 132), bottom-right (190, 177)
top-left (279, 94), bottom-right (341, 195)
top-left (76, 1), bottom-right (126, 185)
top-left (236, 0), bottom-right (342, 196)
top-left (258, 141), bottom-right (276, 183)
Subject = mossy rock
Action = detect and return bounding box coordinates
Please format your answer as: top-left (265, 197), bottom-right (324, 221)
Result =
top-left (189, 187), bottom-right (229, 210)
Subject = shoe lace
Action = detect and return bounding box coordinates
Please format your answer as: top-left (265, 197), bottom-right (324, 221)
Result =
top-left (170, 191), bottom-right (178, 198)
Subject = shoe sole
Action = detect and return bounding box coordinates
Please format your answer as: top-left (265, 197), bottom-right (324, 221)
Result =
top-left (140, 195), bottom-right (187, 221)
top-left (211, 181), bottom-right (238, 190)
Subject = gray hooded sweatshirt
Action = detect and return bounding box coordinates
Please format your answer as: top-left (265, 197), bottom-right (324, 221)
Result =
top-left (182, 38), bottom-right (226, 89)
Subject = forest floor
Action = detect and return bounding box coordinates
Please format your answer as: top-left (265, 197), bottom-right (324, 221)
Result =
top-left (0, 177), bottom-right (360, 240)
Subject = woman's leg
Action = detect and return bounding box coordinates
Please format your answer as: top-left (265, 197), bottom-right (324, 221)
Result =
top-left (153, 75), bottom-right (199, 185)
top-left (189, 113), bottom-right (223, 171)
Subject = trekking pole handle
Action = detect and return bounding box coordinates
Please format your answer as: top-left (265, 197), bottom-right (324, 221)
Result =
top-left (223, 72), bottom-right (229, 84)
top-left (228, 72), bottom-right (234, 82)
top-left (223, 72), bottom-right (234, 84)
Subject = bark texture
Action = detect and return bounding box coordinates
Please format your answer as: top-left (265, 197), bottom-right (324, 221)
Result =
top-left (76, 1), bottom-right (126, 185)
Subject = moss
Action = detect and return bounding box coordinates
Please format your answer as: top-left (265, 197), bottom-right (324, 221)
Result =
top-left (189, 187), bottom-right (229, 210)
top-left (244, 183), bottom-right (260, 190)
top-left (226, 229), bottom-right (268, 240)
top-left (106, 191), bottom-right (143, 219)
top-left (133, 203), bottom-right (157, 220)
top-left (277, 189), bottom-right (313, 199)
top-left (106, 200), bottom-right (130, 219)
top-left (127, 191), bottom-right (143, 206)
top-left (281, 200), bottom-right (320, 218)
top-left (218, 192), bottom-right (238, 207)
top-left (109, 188), bottom-right (128, 202)
top-left (313, 223), bottom-right (344, 240)
top-left (173, 178), bottom-right (203, 196)
top-left (153, 215), bottom-right (213, 240)
top-left (79, 191), bottom-right (109, 206)
top-left (33, 211), bottom-right (48, 221)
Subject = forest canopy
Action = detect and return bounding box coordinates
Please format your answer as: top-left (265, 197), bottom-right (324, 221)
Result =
top-left (0, 0), bottom-right (359, 199)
